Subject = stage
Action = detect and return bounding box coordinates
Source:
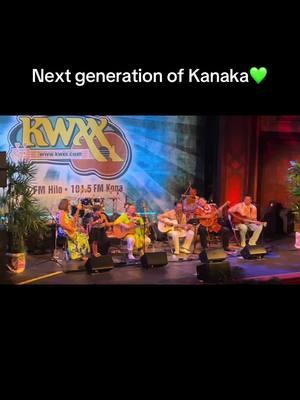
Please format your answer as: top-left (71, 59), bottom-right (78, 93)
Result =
top-left (1, 235), bottom-right (300, 285)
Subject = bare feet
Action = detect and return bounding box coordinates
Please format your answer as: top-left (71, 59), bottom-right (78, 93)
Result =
top-left (81, 256), bottom-right (89, 261)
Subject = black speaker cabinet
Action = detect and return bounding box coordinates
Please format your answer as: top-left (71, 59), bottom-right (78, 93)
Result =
top-left (0, 225), bottom-right (8, 253)
top-left (141, 252), bottom-right (168, 268)
top-left (199, 248), bottom-right (227, 264)
top-left (0, 171), bottom-right (7, 188)
top-left (85, 255), bottom-right (114, 274)
top-left (63, 260), bottom-right (86, 273)
top-left (0, 152), bottom-right (7, 188)
top-left (0, 152), bottom-right (7, 169)
top-left (197, 261), bottom-right (232, 283)
top-left (240, 245), bottom-right (267, 259)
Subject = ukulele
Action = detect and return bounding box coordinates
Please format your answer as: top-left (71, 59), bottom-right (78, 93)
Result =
top-left (197, 201), bottom-right (230, 228)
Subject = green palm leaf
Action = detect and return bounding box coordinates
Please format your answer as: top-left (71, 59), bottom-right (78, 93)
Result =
top-left (0, 159), bottom-right (50, 253)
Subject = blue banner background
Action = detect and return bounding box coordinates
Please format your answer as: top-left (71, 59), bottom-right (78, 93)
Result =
top-left (0, 115), bottom-right (202, 215)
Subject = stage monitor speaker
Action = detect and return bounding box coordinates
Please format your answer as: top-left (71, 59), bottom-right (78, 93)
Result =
top-left (63, 260), bottom-right (86, 273)
top-left (199, 248), bottom-right (227, 264)
top-left (240, 245), bottom-right (267, 260)
top-left (85, 255), bottom-right (114, 274)
top-left (141, 252), bottom-right (168, 268)
top-left (197, 261), bottom-right (232, 283)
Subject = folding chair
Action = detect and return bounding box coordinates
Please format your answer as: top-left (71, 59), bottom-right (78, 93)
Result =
top-left (227, 214), bottom-right (250, 246)
top-left (228, 214), bottom-right (240, 245)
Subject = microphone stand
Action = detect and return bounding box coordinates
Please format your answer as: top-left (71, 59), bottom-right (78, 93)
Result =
top-left (255, 202), bottom-right (267, 250)
top-left (109, 197), bottom-right (117, 214)
top-left (123, 192), bottom-right (135, 209)
top-left (39, 211), bottom-right (64, 267)
top-left (141, 203), bottom-right (150, 256)
top-left (124, 194), bottom-right (128, 210)
top-left (143, 217), bottom-right (146, 256)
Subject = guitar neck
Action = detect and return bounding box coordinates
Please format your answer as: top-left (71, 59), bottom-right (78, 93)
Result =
top-left (218, 201), bottom-right (230, 212)
top-left (175, 223), bottom-right (189, 229)
top-left (232, 213), bottom-right (264, 225)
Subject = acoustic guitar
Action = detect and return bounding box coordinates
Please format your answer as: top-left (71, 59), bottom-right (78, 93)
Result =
top-left (157, 218), bottom-right (190, 233)
top-left (230, 211), bottom-right (267, 227)
top-left (112, 222), bottom-right (138, 239)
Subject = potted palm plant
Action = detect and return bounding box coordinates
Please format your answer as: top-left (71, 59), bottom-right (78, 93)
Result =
top-left (0, 159), bottom-right (50, 273)
top-left (287, 161), bottom-right (300, 248)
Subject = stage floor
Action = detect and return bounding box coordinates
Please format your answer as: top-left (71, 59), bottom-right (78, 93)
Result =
top-left (1, 235), bottom-right (300, 285)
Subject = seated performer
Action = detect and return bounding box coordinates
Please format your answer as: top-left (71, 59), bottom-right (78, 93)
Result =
top-left (229, 195), bottom-right (263, 247)
top-left (89, 205), bottom-right (113, 257)
top-left (194, 197), bottom-right (231, 251)
top-left (182, 187), bottom-right (199, 220)
top-left (113, 204), bottom-right (151, 260)
top-left (158, 201), bottom-right (194, 255)
top-left (57, 198), bottom-right (90, 261)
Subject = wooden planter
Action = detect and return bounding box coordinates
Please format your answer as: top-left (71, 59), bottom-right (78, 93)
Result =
top-left (6, 252), bottom-right (26, 273)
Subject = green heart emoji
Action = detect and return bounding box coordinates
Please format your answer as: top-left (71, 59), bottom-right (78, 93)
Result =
top-left (250, 67), bottom-right (267, 84)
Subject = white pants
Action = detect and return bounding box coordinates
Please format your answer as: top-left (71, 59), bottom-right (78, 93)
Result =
top-left (167, 229), bottom-right (194, 254)
top-left (236, 223), bottom-right (263, 246)
top-left (127, 236), bottom-right (151, 252)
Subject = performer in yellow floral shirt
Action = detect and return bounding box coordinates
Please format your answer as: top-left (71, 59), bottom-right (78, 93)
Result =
top-left (113, 204), bottom-right (151, 260)
top-left (57, 199), bottom-right (90, 261)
